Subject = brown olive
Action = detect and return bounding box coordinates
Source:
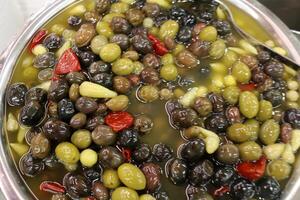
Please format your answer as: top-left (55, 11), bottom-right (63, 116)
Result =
top-left (217, 144), bottom-right (239, 164)
top-left (280, 123), bottom-right (293, 143)
top-left (69, 83), bottom-right (80, 102)
top-left (126, 8), bottom-right (145, 26)
top-left (140, 67), bottom-right (160, 85)
top-left (240, 55), bottom-right (258, 70)
top-left (95, 103), bottom-right (108, 116)
top-left (92, 181), bottom-right (109, 200)
top-left (225, 106), bottom-right (242, 124)
top-left (188, 40), bottom-right (210, 58)
top-left (133, 114), bottom-right (153, 134)
top-left (141, 163), bottom-right (162, 192)
top-left (131, 35), bottom-right (153, 54)
top-left (193, 97), bottom-right (212, 117)
top-left (96, 0), bottom-right (111, 14)
top-left (110, 34), bottom-right (130, 50)
top-left (34, 52), bottom-right (56, 69)
top-left (75, 23), bottom-right (96, 47)
top-left (208, 93), bottom-right (225, 113)
top-left (48, 101), bottom-right (58, 118)
top-left (176, 50), bottom-right (199, 69)
top-left (92, 125), bottom-right (116, 146)
top-left (251, 67), bottom-right (267, 84)
top-left (113, 76), bottom-right (132, 94)
top-left (84, 11), bottom-right (101, 24)
top-left (142, 3), bottom-right (160, 17)
top-left (188, 160), bottom-right (214, 186)
top-left (167, 158), bottom-right (188, 185)
top-left (70, 113), bottom-right (87, 129)
top-left (19, 153), bottom-right (45, 177)
top-left (98, 146), bottom-right (124, 169)
top-left (171, 108), bottom-right (198, 128)
top-left (143, 53), bottom-right (161, 69)
top-left (63, 173), bottom-right (91, 199)
top-left (43, 118), bottom-right (71, 142)
top-left (49, 79), bottom-right (69, 102)
top-left (111, 16), bottom-right (131, 34)
top-left (75, 97), bottom-right (98, 114)
top-left (88, 61), bottom-right (111, 77)
top-left (85, 116), bottom-right (104, 131)
top-left (164, 37), bottom-right (176, 50)
top-left (31, 133), bottom-right (50, 159)
top-left (66, 72), bottom-right (87, 84)
top-left (19, 101), bottom-right (45, 127)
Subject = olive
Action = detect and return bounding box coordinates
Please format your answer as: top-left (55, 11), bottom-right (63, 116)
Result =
top-left (67, 15), bottom-right (82, 27)
top-left (55, 142), bottom-right (80, 165)
top-left (84, 11), bottom-right (100, 24)
top-left (31, 133), bottom-right (50, 159)
top-left (227, 123), bottom-right (251, 143)
top-left (83, 166), bottom-right (102, 183)
top-left (111, 187), bottom-right (139, 200)
top-left (231, 178), bottom-right (255, 199)
top-left (263, 89), bottom-right (284, 107)
top-left (131, 35), bottom-right (153, 54)
top-left (284, 109), bottom-right (300, 129)
top-left (204, 113), bottom-right (229, 132)
top-left (71, 129), bottom-right (92, 149)
top-left (217, 144), bottom-right (239, 164)
top-left (138, 85), bottom-right (159, 103)
top-left (133, 115), bottom-right (153, 135)
top-left (43, 33), bottom-right (63, 50)
top-left (103, 169), bottom-right (120, 189)
top-left (176, 50), bottom-right (199, 69)
top-left (25, 127), bottom-right (42, 144)
top-left (57, 99), bottom-right (75, 122)
top-left (259, 119), bottom-right (280, 145)
top-left (110, 34), bottom-right (130, 50)
top-left (19, 101), bottom-right (45, 127)
top-left (126, 8), bottom-right (145, 26)
top-left (19, 153), bottom-right (45, 177)
top-left (25, 88), bottom-right (47, 105)
top-left (63, 173), bottom-right (91, 199)
top-left (180, 139), bottom-right (205, 163)
top-left (88, 61), bottom-right (111, 76)
top-left (213, 20), bottom-right (232, 36)
top-left (117, 128), bottom-right (139, 148)
top-left (209, 39), bottom-right (226, 60)
top-left (264, 60), bottom-right (284, 79)
top-left (223, 86), bottom-right (240, 105)
top-left (6, 83), bottom-right (27, 106)
top-left (208, 93), bottom-right (225, 113)
top-left (69, 83), bottom-right (80, 102)
top-left (98, 146), bottom-right (124, 169)
top-left (232, 61), bottom-right (251, 84)
top-left (78, 50), bottom-right (99, 68)
top-left (117, 163), bottom-right (146, 190)
top-left (132, 143), bottom-right (152, 163)
top-left (258, 50), bottom-right (271, 63)
top-left (113, 76), bottom-right (131, 94)
top-left (75, 97), bottom-right (98, 114)
top-left (143, 53), bottom-right (161, 69)
top-left (256, 177), bottom-right (281, 200)
top-left (43, 118), bottom-right (71, 141)
top-left (92, 182), bottom-right (109, 200)
top-left (140, 67), bottom-right (160, 85)
top-left (188, 160), bottom-right (214, 186)
top-left (49, 79), bottom-right (69, 102)
top-left (85, 115), bottom-right (104, 131)
top-left (167, 158), bottom-right (188, 185)
top-left (165, 99), bottom-right (182, 115)
top-left (251, 67), bottom-right (267, 84)
top-left (43, 153), bottom-right (59, 169)
top-left (70, 113), bottom-right (87, 129)
top-left (153, 143), bottom-right (173, 162)
top-left (131, 26), bottom-right (148, 37)
top-left (257, 100), bottom-right (273, 121)
top-left (141, 163), bottom-right (161, 192)
top-left (171, 108), bottom-right (198, 128)
top-left (188, 40), bottom-right (210, 58)
top-left (240, 55), bottom-right (258, 70)
top-left (48, 101), bottom-right (58, 117)
top-left (267, 160), bottom-right (291, 180)
top-left (212, 167), bottom-right (236, 187)
top-left (177, 26), bottom-right (192, 43)
top-left (225, 106), bottom-right (242, 124)
top-left (143, 3), bottom-right (160, 17)
top-left (38, 68), bottom-right (53, 81)
top-left (51, 194), bottom-right (70, 200)
top-left (96, 0), bottom-right (110, 14)
top-left (151, 190), bottom-right (170, 200)
top-left (239, 141), bottom-right (262, 161)
top-left (111, 17), bottom-right (131, 35)
top-left (239, 91), bottom-right (259, 119)
top-left (66, 71), bottom-right (87, 84)
top-left (92, 125), bottom-right (116, 146)
top-left (34, 52), bottom-right (56, 69)
top-left (92, 73), bottom-right (113, 88)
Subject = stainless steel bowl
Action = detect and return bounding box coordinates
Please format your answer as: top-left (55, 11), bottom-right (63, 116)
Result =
top-left (1, 0), bottom-right (300, 199)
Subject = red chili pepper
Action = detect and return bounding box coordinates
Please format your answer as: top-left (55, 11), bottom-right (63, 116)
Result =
top-left (54, 48), bottom-right (81, 75)
top-left (236, 156), bottom-right (267, 181)
top-left (214, 186), bottom-right (230, 197)
top-left (29, 29), bottom-right (48, 52)
top-left (105, 111), bottom-right (134, 132)
top-left (122, 148), bottom-right (132, 162)
top-left (148, 34), bottom-right (168, 56)
top-left (40, 181), bottom-right (65, 194)
top-left (239, 83), bottom-right (257, 91)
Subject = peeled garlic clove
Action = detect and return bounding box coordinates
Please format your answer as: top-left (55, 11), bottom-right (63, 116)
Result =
top-left (79, 81), bottom-right (117, 98)
top-left (179, 87), bottom-right (198, 107)
top-left (263, 143), bottom-right (285, 160)
top-left (239, 39), bottom-right (258, 55)
top-left (7, 113), bottom-right (19, 132)
top-left (17, 126), bottom-right (29, 143)
top-left (197, 126), bottom-right (220, 154)
top-left (281, 144), bottom-right (295, 164)
top-left (291, 129), bottom-right (300, 152)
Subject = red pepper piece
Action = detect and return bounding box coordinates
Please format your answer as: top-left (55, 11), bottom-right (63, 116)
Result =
top-left (29, 29), bottom-right (48, 52)
top-left (54, 48), bottom-right (81, 75)
top-left (148, 34), bottom-right (168, 56)
top-left (236, 156), bottom-right (267, 181)
top-left (122, 148), bottom-right (132, 162)
top-left (239, 83), bottom-right (257, 91)
top-left (105, 111), bottom-right (134, 132)
top-left (40, 181), bottom-right (65, 194)
top-left (214, 186), bottom-right (230, 197)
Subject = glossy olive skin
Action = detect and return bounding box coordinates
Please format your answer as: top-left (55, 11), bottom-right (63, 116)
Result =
top-left (25, 88), bottom-right (47, 105)
top-left (132, 143), bottom-right (152, 163)
top-left (75, 97), bottom-right (98, 114)
top-left (134, 115), bottom-right (154, 134)
top-left (48, 79), bottom-right (69, 102)
top-left (66, 72), bottom-right (87, 84)
top-left (217, 144), bottom-right (239, 164)
top-left (98, 146), bottom-right (124, 169)
top-left (63, 173), bottom-right (91, 199)
top-left (92, 125), bottom-right (116, 146)
top-left (171, 108), bottom-right (198, 128)
top-left (188, 160), bottom-right (214, 186)
top-left (19, 101), bottom-right (45, 127)
top-left (212, 167), bottom-right (236, 187)
top-left (34, 52), bottom-right (56, 69)
top-left (117, 129), bottom-right (140, 148)
top-left (19, 153), bottom-right (45, 177)
top-left (256, 177), bottom-right (281, 200)
top-left (85, 115), bottom-right (105, 131)
top-left (141, 163), bottom-right (161, 192)
top-left (43, 118), bottom-right (71, 141)
top-left (167, 158), bottom-right (188, 185)
top-left (6, 83), bottom-right (28, 106)
top-left (58, 99), bottom-right (75, 122)
top-left (153, 143), bottom-right (173, 162)
top-left (284, 108), bottom-right (300, 129)
top-left (231, 178), bottom-right (256, 199)
top-left (204, 113), bottom-right (229, 132)
top-left (180, 139), bottom-right (205, 163)
top-left (92, 181), bottom-right (109, 200)
top-left (31, 133), bottom-right (51, 159)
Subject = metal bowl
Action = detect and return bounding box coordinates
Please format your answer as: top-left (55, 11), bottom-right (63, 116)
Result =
top-left (0, 0), bottom-right (300, 199)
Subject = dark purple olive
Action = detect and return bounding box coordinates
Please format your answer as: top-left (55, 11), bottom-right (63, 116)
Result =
top-left (92, 73), bottom-right (113, 88)
top-left (180, 139), bottom-right (205, 163)
top-left (83, 167), bottom-right (102, 183)
top-left (208, 93), bottom-right (225, 113)
top-left (110, 34), bottom-right (130, 50)
top-left (6, 83), bottom-right (28, 106)
top-left (188, 40), bottom-right (210, 58)
top-left (284, 109), bottom-right (300, 129)
top-left (171, 108), bottom-right (198, 128)
top-left (213, 20), bottom-right (232, 36)
top-left (43, 33), bottom-right (63, 50)
top-left (85, 115), bottom-right (104, 131)
top-left (153, 143), bottom-right (173, 162)
top-left (78, 51), bottom-right (99, 68)
top-left (177, 26), bottom-right (192, 43)
top-left (19, 101), bottom-right (45, 127)
top-left (117, 128), bottom-right (139, 148)
top-left (257, 50), bottom-right (271, 63)
top-left (141, 163), bottom-right (161, 192)
top-left (231, 178), bottom-right (256, 200)
top-left (58, 99), bottom-right (75, 122)
top-left (130, 26), bottom-right (148, 37)
top-left (264, 60), bottom-right (284, 79)
top-left (131, 35), bottom-right (153, 54)
top-left (132, 143), bottom-right (152, 163)
top-left (63, 173), bottom-right (91, 199)
top-left (75, 97), bottom-right (98, 114)
top-left (95, 0), bottom-right (111, 14)
top-left (88, 61), bottom-right (111, 76)
top-left (140, 67), bottom-right (160, 85)
top-left (48, 79), bottom-right (69, 102)
top-left (256, 177), bottom-right (281, 200)
top-left (98, 146), bottom-right (124, 169)
top-left (111, 17), bottom-right (131, 35)
top-left (92, 181), bottom-right (109, 200)
top-left (167, 158), bottom-right (188, 185)
top-left (19, 153), bottom-right (45, 177)
top-left (188, 160), bottom-right (214, 186)
top-left (212, 167), bottom-right (236, 187)
top-left (43, 118), bottom-right (71, 141)
top-left (143, 53), bottom-right (161, 69)
top-left (165, 100), bottom-right (182, 115)
top-left (205, 113), bottom-right (229, 132)
top-left (25, 88), bottom-right (47, 105)
top-left (34, 52), bottom-right (56, 69)
top-left (68, 15), bottom-right (82, 27)
top-left (92, 125), bottom-right (116, 146)
top-left (251, 67), bottom-right (267, 84)
top-left (66, 71), bottom-right (87, 84)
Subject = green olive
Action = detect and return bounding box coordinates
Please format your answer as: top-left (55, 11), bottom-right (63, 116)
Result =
top-left (160, 64), bottom-right (178, 81)
top-left (221, 50), bottom-right (238, 68)
top-left (105, 95), bottom-right (129, 111)
top-left (232, 61), bottom-right (251, 83)
top-left (266, 160), bottom-right (291, 180)
top-left (257, 100), bottom-right (273, 121)
top-left (103, 169), bottom-right (121, 189)
top-left (259, 119), bottom-right (280, 145)
top-left (161, 53), bottom-right (174, 65)
top-left (239, 141), bottom-right (262, 161)
top-left (199, 26), bottom-right (218, 42)
top-left (96, 21), bottom-right (113, 38)
top-left (91, 35), bottom-right (108, 54)
top-left (100, 43), bottom-right (121, 63)
top-left (110, 2), bottom-right (129, 14)
top-left (80, 149), bottom-right (98, 167)
top-left (227, 123), bottom-right (251, 143)
top-left (209, 39), bottom-right (226, 60)
top-left (111, 187), bottom-right (139, 200)
top-left (112, 58), bottom-right (134, 75)
top-left (117, 163), bottom-right (146, 190)
top-left (71, 129), bottom-right (92, 149)
top-left (244, 119), bottom-right (260, 141)
top-left (239, 91), bottom-right (259, 118)
top-left (139, 194), bottom-right (156, 200)
top-left (55, 142), bottom-right (80, 164)
top-left (223, 86), bottom-right (240, 105)
top-left (138, 85), bottom-right (159, 103)
top-left (159, 20), bottom-right (179, 40)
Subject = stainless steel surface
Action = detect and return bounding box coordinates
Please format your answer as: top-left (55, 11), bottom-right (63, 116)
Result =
top-left (0, 0), bottom-right (300, 199)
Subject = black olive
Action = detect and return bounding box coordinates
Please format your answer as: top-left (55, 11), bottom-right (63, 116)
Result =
top-left (153, 143), bottom-right (173, 162)
top-left (68, 15), bottom-right (82, 27)
top-left (111, 17), bottom-right (132, 35)
top-left (208, 93), bottom-right (225, 113)
top-left (257, 50), bottom-right (271, 63)
top-left (165, 100), bottom-right (183, 115)
top-left (181, 14), bottom-right (196, 27)
top-left (205, 113), bottom-right (229, 132)
top-left (6, 83), bottom-right (28, 106)
top-left (85, 115), bottom-right (104, 131)
top-left (57, 99), bottom-right (75, 122)
top-left (213, 20), bottom-right (232, 36)
top-left (212, 167), bottom-right (236, 187)
top-left (75, 97), bottom-right (98, 114)
top-left (197, 11), bottom-right (214, 24)
top-left (43, 154), bottom-right (59, 169)
top-left (110, 34), bottom-right (130, 50)
top-left (154, 11), bottom-right (169, 26)
top-left (43, 33), bottom-right (63, 50)
top-left (180, 139), bottom-right (205, 163)
top-left (83, 167), bottom-right (102, 183)
top-left (63, 173), bottom-right (91, 199)
top-left (43, 118), bottom-right (71, 141)
top-left (34, 52), bottom-right (56, 69)
top-left (19, 101), bottom-right (45, 127)
top-left (263, 89), bottom-right (284, 107)
top-left (19, 153), bottom-right (45, 177)
top-left (152, 190), bottom-right (170, 200)
top-left (88, 61), bottom-right (111, 76)
top-left (66, 71), bottom-right (87, 84)
top-left (167, 158), bottom-right (188, 185)
top-left (132, 143), bottom-right (152, 163)
top-left (130, 26), bottom-right (148, 37)
top-left (271, 79), bottom-right (287, 92)
top-left (188, 160), bottom-right (214, 186)
top-left (169, 6), bottom-right (186, 20)
top-left (92, 73), bottom-right (113, 88)
top-left (98, 146), bottom-right (124, 169)
top-left (256, 177), bottom-right (281, 200)
top-left (264, 60), bottom-right (284, 79)
top-left (117, 128), bottom-right (139, 148)
top-left (78, 51), bottom-right (99, 68)
top-left (177, 26), bottom-right (192, 43)
top-left (231, 178), bottom-right (256, 200)
top-left (284, 109), bottom-right (300, 129)
top-left (171, 108), bottom-right (198, 128)
top-left (48, 79), bottom-right (69, 102)
top-left (25, 88), bottom-right (47, 105)
top-left (131, 35), bottom-right (153, 54)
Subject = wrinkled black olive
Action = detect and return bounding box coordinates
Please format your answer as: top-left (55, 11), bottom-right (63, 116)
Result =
top-left (68, 15), bottom-right (82, 27)
top-left (231, 178), bottom-right (256, 200)
top-left (177, 26), bottom-right (192, 43)
top-left (19, 101), bottom-right (45, 127)
top-left (197, 11), bottom-right (214, 24)
top-left (213, 20), bottom-right (232, 36)
top-left (43, 154), bottom-right (59, 169)
top-left (48, 79), bottom-right (69, 102)
top-left (256, 177), bottom-right (281, 200)
top-left (263, 89), bottom-right (284, 107)
top-left (78, 51), bottom-right (99, 68)
top-left (208, 93), bottom-right (225, 113)
top-left (153, 143), bottom-right (173, 162)
top-left (205, 113), bottom-right (229, 132)
top-left (181, 14), bottom-right (196, 27)
top-left (19, 153), bottom-right (45, 177)
top-left (180, 139), bottom-right (205, 163)
top-left (43, 118), bottom-right (71, 141)
top-left (66, 71), bottom-right (87, 84)
top-left (188, 160), bottom-right (214, 186)
top-left (98, 146), bottom-right (124, 169)
top-left (212, 167), bottom-right (236, 187)
top-left (154, 11), bottom-right (169, 26)
top-left (43, 33), bottom-right (63, 50)
top-left (92, 73), bottom-right (113, 88)
top-left (284, 109), bottom-right (300, 129)
top-left (75, 97), bottom-right (98, 114)
top-left (165, 100), bottom-right (183, 115)
top-left (117, 128), bottom-right (139, 148)
top-left (170, 6), bottom-right (186, 20)
top-left (7, 83), bottom-right (28, 106)
top-left (58, 99), bottom-right (75, 122)
top-left (167, 158), bottom-right (188, 185)
top-left (83, 167), bottom-right (102, 183)
top-left (264, 60), bottom-right (284, 79)
top-left (85, 115), bottom-right (104, 131)
top-left (63, 173), bottom-right (91, 199)
top-left (88, 61), bottom-right (111, 76)
top-left (131, 35), bottom-right (153, 54)
top-left (111, 17), bottom-right (131, 35)
top-left (25, 88), bottom-right (47, 105)
top-left (171, 108), bottom-right (198, 128)
top-left (132, 143), bottom-right (152, 163)
top-left (34, 52), bottom-right (56, 69)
